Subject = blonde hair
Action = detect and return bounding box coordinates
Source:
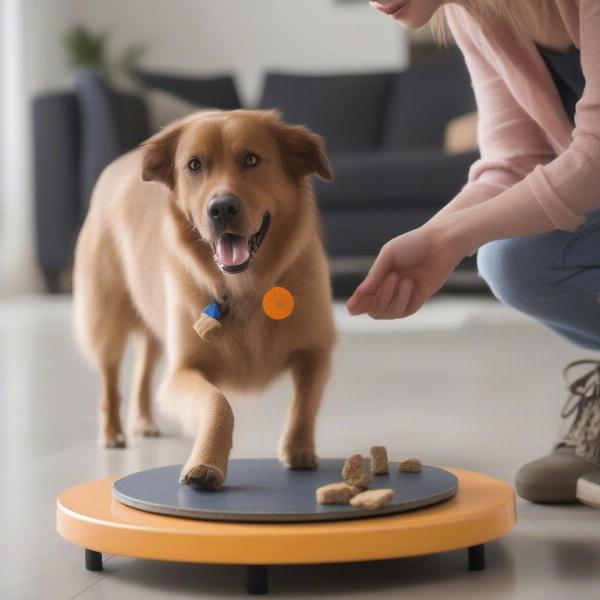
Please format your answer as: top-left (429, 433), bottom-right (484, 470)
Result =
top-left (430, 0), bottom-right (554, 45)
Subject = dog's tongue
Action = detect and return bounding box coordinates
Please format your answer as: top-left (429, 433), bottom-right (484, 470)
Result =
top-left (216, 234), bottom-right (250, 267)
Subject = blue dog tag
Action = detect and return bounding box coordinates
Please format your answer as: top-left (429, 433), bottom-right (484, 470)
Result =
top-left (202, 303), bottom-right (222, 321)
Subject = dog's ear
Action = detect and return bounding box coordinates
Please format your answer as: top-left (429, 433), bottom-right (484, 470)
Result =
top-left (141, 122), bottom-right (183, 190)
top-left (269, 114), bottom-right (333, 182)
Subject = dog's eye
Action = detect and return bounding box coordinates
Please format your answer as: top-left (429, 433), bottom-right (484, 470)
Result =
top-left (244, 153), bottom-right (260, 168)
top-left (188, 157), bottom-right (203, 172)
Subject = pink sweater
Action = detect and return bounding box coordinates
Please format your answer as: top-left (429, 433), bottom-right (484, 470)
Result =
top-left (445, 0), bottom-right (600, 232)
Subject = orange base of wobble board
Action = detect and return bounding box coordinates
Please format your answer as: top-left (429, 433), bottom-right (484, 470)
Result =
top-left (57, 466), bottom-right (516, 594)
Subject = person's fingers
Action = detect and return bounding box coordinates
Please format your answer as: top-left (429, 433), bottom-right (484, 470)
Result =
top-left (375, 279), bottom-right (401, 320)
top-left (367, 271), bottom-right (399, 319)
top-left (402, 285), bottom-right (427, 317)
top-left (352, 245), bottom-right (393, 298)
top-left (367, 272), bottom-right (397, 318)
top-left (346, 293), bottom-right (362, 314)
top-left (382, 278), bottom-right (414, 319)
top-left (396, 278), bottom-right (415, 315)
top-left (347, 287), bottom-right (376, 314)
top-left (346, 293), bottom-right (375, 316)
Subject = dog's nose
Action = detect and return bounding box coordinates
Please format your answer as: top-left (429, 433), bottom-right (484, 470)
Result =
top-left (208, 193), bottom-right (240, 225)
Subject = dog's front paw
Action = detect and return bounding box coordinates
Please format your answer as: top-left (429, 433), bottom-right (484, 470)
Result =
top-left (180, 463), bottom-right (225, 490)
top-left (132, 418), bottom-right (160, 437)
top-left (280, 447), bottom-right (319, 470)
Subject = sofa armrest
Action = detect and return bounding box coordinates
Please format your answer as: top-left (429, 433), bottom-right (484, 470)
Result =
top-left (73, 69), bottom-right (149, 211)
top-left (32, 92), bottom-right (81, 273)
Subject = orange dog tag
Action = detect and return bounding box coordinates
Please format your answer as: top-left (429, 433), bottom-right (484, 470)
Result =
top-left (263, 287), bottom-right (294, 320)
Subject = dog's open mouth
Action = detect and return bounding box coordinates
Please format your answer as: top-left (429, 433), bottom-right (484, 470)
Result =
top-left (214, 212), bottom-right (271, 274)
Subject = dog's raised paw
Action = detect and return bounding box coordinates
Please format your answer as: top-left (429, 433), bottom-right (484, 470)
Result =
top-left (180, 464), bottom-right (225, 490)
top-left (280, 448), bottom-right (319, 470)
top-left (132, 419), bottom-right (160, 437)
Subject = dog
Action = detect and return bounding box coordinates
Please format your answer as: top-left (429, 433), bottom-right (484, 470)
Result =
top-left (73, 109), bottom-right (336, 490)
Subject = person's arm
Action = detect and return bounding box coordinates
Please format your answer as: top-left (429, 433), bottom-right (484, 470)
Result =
top-left (436, 179), bottom-right (555, 256)
top-left (433, 4), bottom-right (558, 221)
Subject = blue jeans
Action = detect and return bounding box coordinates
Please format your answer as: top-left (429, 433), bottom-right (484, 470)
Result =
top-left (477, 210), bottom-right (600, 351)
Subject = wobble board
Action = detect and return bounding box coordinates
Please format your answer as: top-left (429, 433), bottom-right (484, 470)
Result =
top-left (112, 459), bottom-right (458, 522)
top-left (57, 466), bottom-right (516, 567)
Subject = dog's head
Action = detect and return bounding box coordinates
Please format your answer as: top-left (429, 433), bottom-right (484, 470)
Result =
top-left (141, 109), bottom-right (332, 275)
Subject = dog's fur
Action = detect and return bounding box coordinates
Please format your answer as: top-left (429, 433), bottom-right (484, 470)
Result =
top-left (73, 109), bottom-right (336, 489)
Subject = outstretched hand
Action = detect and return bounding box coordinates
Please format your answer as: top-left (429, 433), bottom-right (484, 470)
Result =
top-left (346, 224), bottom-right (466, 319)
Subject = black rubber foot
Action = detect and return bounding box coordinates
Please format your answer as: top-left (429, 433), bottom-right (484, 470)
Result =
top-left (468, 544), bottom-right (485, 571)
top-left (246, 565), bottom-right (268, 594)
top-left (85, 549), bottom-right (103, 571)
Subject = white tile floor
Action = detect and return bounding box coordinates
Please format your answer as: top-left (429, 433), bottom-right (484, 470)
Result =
top-left (1, 295), bottom-right (599, 599)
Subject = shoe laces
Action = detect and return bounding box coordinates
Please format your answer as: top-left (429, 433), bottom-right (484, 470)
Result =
top-left (560, 360), bottom-right (600, 447)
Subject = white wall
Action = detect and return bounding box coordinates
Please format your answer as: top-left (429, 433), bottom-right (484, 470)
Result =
top-left (24, 0), bottom-right (73, 95)
top-left (0, 0), bottom-right (73, 294)
top-left (70, 0), bottom-right (408, 104)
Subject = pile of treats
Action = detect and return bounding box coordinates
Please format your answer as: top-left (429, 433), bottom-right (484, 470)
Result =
top-left (316, 446), bottom-right (422, 510)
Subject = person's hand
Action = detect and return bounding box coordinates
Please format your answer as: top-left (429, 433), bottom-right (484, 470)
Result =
top-left (346, 223), bottom-right (466, 319)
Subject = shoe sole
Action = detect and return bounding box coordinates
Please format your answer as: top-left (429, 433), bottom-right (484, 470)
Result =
top-left (576, 478), bottom-right (600, 509)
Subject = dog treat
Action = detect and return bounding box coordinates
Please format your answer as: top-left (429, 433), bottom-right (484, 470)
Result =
top-left (369, 446), bottom-right (389, 475)
top-left (193, 313), bottom-right (223, 342)
top-left (399, 458), bottom-right (422, 473)
top-left (193, 303), bottom-right (225, 343)
top-left (350, 488), bottom-right (395, 510)
top-left (352, 472), bottom-right (373, 488)
top-left (316, 482), bottom-right (361, 505)
top-left (342, 454), bottom-right (372, 488)
top-left (342, 454), bottom-right (363, 481)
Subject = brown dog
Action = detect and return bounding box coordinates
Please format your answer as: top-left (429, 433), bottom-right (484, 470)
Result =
top-left (73, 109), bottom-right (336, 490)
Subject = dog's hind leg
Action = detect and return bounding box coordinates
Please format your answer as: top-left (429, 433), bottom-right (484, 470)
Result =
top-left (279, 348), bottom-right (332, 470)
top-left (129, 330), bottom-right (161, 437)
top-left (79, 306), bottom-right (130, 448)
top-left (74, 257), bottom-right (133, 448)
top-left (93, 303), bottom-right (132, 448)
top-left (99, 355), bottom-right (127, 448)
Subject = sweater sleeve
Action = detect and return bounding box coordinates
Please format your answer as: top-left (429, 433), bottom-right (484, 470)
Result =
top-left (524, 0), bottom-right (600, 229)
top-left (445, 6), bottom-right (559, 209)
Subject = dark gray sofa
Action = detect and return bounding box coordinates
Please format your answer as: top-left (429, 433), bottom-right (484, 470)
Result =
top-left (33, 54), bottom-right (476, 292)
top-left (259, 57), bottom-right (477, 264)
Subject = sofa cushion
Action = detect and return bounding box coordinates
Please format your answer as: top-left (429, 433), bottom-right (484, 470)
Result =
top-left (382, 54), bottom-right (476, 151)
top-left (259, 72), bottom-right (392, 153)
top-left (136, 71), bottom-right (241, 110)
top-left (314, 150), bottom-right (478, 211)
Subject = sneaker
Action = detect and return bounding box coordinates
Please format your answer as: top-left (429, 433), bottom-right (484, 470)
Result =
top-left (516, 360), bottom-right (600, 503)
top-left (576, 471), bottom-right (600, 508)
